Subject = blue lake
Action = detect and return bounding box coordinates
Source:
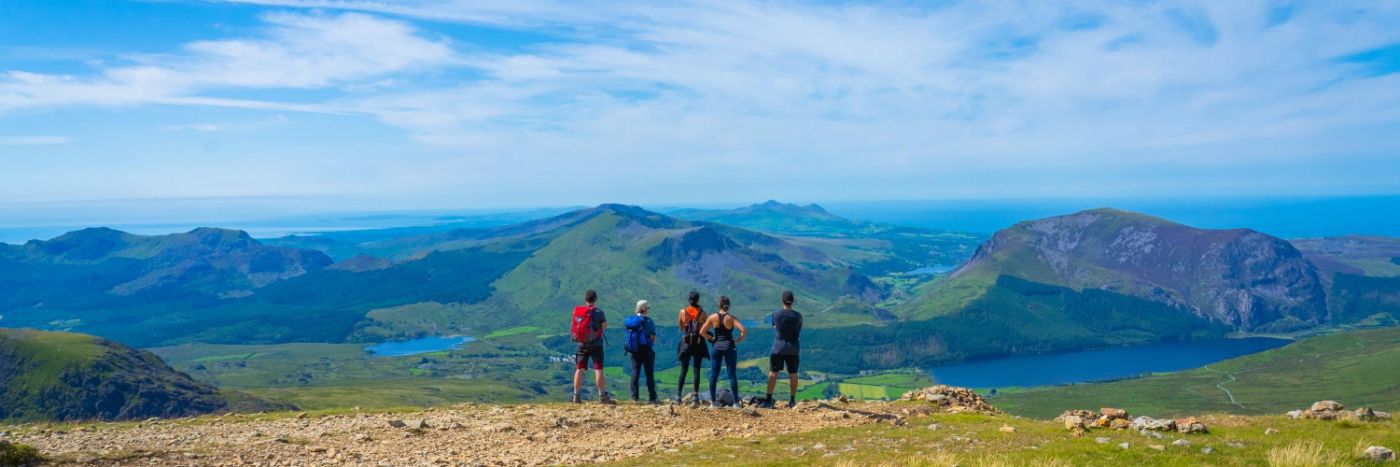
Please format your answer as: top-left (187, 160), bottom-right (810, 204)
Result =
top-left (364, 336), bottom-right (475, 357)
top-left (924, 337), bottom-right (1291, 389)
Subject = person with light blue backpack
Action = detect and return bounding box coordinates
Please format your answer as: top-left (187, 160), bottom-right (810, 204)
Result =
top-left (623, 300), bottom-right (658, 403)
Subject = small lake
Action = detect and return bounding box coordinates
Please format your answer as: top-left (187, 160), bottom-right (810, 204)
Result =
top-left (924, 337), bottom-right (1290, 389)
top-left (364, 336), bottom-right (475, 357)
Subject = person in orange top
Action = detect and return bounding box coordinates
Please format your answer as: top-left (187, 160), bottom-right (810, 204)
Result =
top-left (674, 290), bottom-right (708, 405)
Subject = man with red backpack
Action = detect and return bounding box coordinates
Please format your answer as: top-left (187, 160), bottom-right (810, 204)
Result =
top-left (571, 289), bottom-right (613, 404)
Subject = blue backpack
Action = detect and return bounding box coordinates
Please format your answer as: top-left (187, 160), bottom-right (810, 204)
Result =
top-left (623, 316), bottom-right (653, 353)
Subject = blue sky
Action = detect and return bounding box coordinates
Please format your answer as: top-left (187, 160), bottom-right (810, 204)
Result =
top-left (2, 0), bottom-right (1399, 213)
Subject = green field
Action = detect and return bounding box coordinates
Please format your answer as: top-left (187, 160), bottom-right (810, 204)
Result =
top-left (993, 328), bottom-right (1400, 419)
top-left (610, 409), bottom-right (1400, 466)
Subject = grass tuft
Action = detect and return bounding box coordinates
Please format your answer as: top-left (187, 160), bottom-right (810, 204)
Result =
top-left (1267, 441), bottom-right (1345, 467)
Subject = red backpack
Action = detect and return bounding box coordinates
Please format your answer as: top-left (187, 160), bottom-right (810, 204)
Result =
top-left (571, 305), bottom-right (602, 343)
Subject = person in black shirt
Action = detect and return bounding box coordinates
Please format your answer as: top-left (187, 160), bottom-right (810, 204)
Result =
top-left (765, 290), bottom-right (803, 408)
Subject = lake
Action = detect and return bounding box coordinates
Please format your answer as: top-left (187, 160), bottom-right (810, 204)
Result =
top-left (924, 337), bottom-right (1290, 389)
top-left (364, 336), bottom-right (475, 357)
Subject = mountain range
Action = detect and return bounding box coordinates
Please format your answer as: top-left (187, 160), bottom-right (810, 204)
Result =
top-left (0, 202), bottom-right (1396, 364)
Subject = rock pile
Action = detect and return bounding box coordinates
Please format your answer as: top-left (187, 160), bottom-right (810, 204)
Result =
top-left (899, 386), bottom-right (999, 414)
top-left (1053, 408), bottom-right (1208, 435)
top-left (1286, 401), bottom-right (1393, 422)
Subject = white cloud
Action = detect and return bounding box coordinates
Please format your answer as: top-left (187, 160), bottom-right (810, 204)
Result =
top-left (4, 1), bottom-right (1400, 203)
top-left (0, 12), bottom-right (455, 112)
top-left (0, 136), bottom-right (69, 145)
top-left (162, 115), bottom-right (291, 132)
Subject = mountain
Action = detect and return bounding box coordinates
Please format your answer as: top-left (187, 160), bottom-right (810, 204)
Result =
top-left (0, 205), bottom-right (882, 347)
top-left (348, 204), bottom-right (886, 340)
top-left (0, 328), bottom-right (285, 422)
top-left (0, 227), bottom-right (331, 300)
top-left (907, 208), bottom-right (1330, 332)
top-left (671, 201), bottom-right (985, 275)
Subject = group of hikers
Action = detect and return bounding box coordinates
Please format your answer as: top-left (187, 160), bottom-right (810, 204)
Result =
top-left (569, 289), bottom-right (804, 408)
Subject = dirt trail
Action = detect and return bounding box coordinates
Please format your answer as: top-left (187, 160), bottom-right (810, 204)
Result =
top-left (7, 401), bottom-right (918, 466)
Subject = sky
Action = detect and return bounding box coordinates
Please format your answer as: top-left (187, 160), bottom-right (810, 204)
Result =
top-left (2, 0), bottom-right (1399, 215)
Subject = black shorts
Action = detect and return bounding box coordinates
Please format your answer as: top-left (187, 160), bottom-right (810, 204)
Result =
top-left (769, 354), bottom-right (799, 374)
top-left (576, 344), bottom-right (604, 370)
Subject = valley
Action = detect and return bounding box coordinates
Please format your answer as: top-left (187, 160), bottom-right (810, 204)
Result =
top-left (3, 201), bottom-right (1399, 425)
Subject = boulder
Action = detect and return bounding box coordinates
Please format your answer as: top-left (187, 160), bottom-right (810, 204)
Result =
top-left (1100, 407), bottom-right (1128, 420)
top-left (1130, 416), bottom-right (1176, 432)
top-left (1264, 428), bottom-right (1279, 435)
top-left (1109, 418), bottom-right (1133, 430)
top-left (999, 426), bottom-right (1016, 433)
top-left (1172, 439), bottom-right (1190, 448)
top-left (1362, 446), bottom-right (1395, 462)
top-left (1377, 411), bottom-right (1392, 421)
top-left (404, 419), bottom-right (429, 430)
top-left (1285, 410), bottom-right (1304, 419)
top-left (1055, 409), bottom-right (1097, 421)
top-left (1063, 415), bottom-right (1086, 431)
top-left (1354, 407), bottom-right (1378, 422)
top-left (1175, 417), bottom-right (1208, 434)
top-left (1310, 400), bottom-right (1344, 412)
top-left (1090, 416), bottom-right (1112, 428)
top-left (388, 420), bottom-right (406, 428)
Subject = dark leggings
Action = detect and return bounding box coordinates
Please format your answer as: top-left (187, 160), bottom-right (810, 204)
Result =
top-left (677, 352), bottom-right (703, 396)
top-left (709, 346), bottom-right (738, 403)
top-left (630, 349), bottom-right (656, 401)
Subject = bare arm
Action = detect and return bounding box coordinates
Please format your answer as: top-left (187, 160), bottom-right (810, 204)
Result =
top-left (732, 315), bottom-right (747, 344)
top-left (698, 315), bottom-right (717, 342)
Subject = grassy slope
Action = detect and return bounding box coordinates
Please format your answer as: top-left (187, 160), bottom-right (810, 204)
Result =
top-left (0, 329), bottom-right (279, 422)
top-left (611, 409), bottom-right (1400, 466)
top-left (993, 328), bottom-right (1400, 419)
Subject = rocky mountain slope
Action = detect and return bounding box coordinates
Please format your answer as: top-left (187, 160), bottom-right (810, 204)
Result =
top-left (908, 209), bottom-right (1329, 332)
top-left (0, 329), bottom-right (284, 422)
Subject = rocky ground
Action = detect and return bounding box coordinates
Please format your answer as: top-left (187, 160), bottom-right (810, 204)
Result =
top-left (2, 400), bottom-right (929, 466)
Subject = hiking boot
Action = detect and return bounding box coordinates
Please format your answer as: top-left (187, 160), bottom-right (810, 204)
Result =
top-left (673, 394), bottom-right (683, 405)
top-left (571, 393), bottom-right (583, 404)
top-left (599, 392), bottom-right (617, 405)
top-left (786, 399), bottom-right (797, 409)
top-left (648, 399), bottom-right (660, 405)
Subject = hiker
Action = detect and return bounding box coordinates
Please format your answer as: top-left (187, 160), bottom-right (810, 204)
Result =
top-left (764, 290), bottom-right (803, 408)
top-left (699, 295), bottom-right (746, 407)
top-left (675, 291), bottom-right (709, 404)
top-left (624, 299), bottom-right (659, 403)
top-left (571, 289), bottom-right (613, 404)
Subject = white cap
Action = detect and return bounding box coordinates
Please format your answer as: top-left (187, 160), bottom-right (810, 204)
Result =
top-left (635, 300), bottom-right (649, 313)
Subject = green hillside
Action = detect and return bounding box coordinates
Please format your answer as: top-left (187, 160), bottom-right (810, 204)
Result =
top-left (0, 328), bottom-right (284, 422)
top-left (671, 200), bottom-right (985, 275)
top-left (993, 327), bottom-right (1400, 419)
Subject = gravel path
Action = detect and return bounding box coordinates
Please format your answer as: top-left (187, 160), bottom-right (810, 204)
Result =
top-left (6, 401), bottom-right (911, 466)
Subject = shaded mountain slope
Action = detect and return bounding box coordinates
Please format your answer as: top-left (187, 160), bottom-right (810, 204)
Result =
top-left (906, 209), bottom-right (1329, 332)
top-left (0, 328), bottom-right (285, 422)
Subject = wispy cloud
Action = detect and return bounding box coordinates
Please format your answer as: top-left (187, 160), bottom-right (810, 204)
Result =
top-left (0, 12), bottom-right (455, 112)
top-left (3, 1), bottom-right (1400, 203)
top-left (162, 114), bottom-right (291, 132)
top-left (0, 136), bottom-right (69, 145)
